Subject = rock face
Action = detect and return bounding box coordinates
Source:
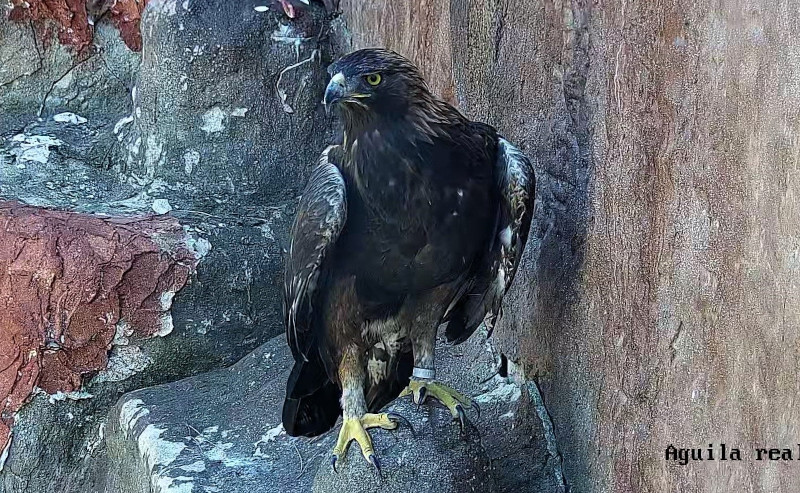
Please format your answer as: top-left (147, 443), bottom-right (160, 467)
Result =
top-left (104, 332), bottom-right (560, 493)
top-left (0, 0), bottom-right (336, 491)
top-left (341, 1), bottom-right (800, 492)
top-left (0, 203), bottom-right (194, 451)
top-left (0, 117), bottom-right (284, 382)
top-left (7, 0), bottom-right (149, 51)
top-left (108, 0), bottom-right (337, 367)
top-left (0, 13), bottom-right (140, 124)
top-left (116, 0), bottom-right (332, 213)
top-left (108, 0), bottom-right (336, 370)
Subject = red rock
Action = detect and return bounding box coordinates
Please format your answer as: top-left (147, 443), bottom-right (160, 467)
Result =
top-left (108, 0), bottom-right (148, 51)
top-left (0, 201), bottom-right (196, 451)
top-left (7, 0), bottom-right (150, 52)
top-left (9, 0), bottom-right (93, 52)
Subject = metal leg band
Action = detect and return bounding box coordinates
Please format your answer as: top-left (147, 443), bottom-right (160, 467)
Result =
top-left (412, 367), bottom-right (435, 380)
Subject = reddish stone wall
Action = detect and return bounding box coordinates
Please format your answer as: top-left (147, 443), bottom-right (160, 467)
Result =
top-left (0, 202), bottom-right (195, 452)
top-left (107, 0), bottom-right (149, 51)
top-left (341, 1), bottom-right (800, 491)
top-left (7, 0), bottom-right (149, 51)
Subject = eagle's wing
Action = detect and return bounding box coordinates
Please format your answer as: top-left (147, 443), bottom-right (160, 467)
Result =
top-left (444, 137), bottom-right (535, 344)
top-left (285, 146), bottom-right (347, 359)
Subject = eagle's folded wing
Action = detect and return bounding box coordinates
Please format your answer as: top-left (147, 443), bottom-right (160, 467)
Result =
top-left (285, 146), bottom-right (347, 360)
top-left (444, 138), bottom-right (535, 343)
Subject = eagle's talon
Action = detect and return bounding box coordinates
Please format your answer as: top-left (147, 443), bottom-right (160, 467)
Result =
top-left (330, 414), bottom-right (396, 472)
top-left (416, 386), bottom-right (428, 406)
top-left (455, 404), bottom-right (467, 432)
top-left (402, 379), bottom-right (474, 430)
top-left (387, 412), bottom-right (415, 436)
top-left (368, 454), bottom-right (382, 478)
top-left (471, 399), bottom-right (481, 419)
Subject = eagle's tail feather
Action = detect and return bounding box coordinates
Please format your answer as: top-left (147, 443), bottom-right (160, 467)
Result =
top-left (282, 357), bottom-right (341, 437)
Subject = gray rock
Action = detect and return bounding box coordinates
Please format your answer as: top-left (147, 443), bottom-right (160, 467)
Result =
top-left (115, 0), bottom-right (335, 214)
top-left (105, 335), bottom-right (319, 493)
top-left (0, 118), bottom-right (136, 206)
top-left (312, 398), bottom-right (495, 493)
top-left (0, 16), bottom-right (139, 126)
top-left (6, 387), bottom-right (121, 493)
top-left (102, 330), bottom-right (562, 493)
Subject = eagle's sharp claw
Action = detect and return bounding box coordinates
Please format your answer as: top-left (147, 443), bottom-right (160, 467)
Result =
top-left (368, 454), bottom-right (382, 478)
top-left (331, 455), bottom-right (338, 473)
top-left (417, 386), bottom-right (427, 406)
top-left (402, 380), bottom-right (473, 432)
top-left (455, 404), bottom-right (467, 432)
top-left (471, 399), bottom-right (481, 419)
top-left (387, 412), bottom-right (415, 436)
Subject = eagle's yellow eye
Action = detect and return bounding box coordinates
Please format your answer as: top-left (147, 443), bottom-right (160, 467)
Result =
top-left (365, 73), bottom-right (382, 86)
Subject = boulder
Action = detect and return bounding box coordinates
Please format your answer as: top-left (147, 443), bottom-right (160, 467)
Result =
top-left (104, 331), bottom-right (563, 492)
top-left (104, 337), bottom-right (302, 493)
top-left (0, 200), bottom-right (196, 493)
top-left (114, 0), bottom-right (334, 214)
top-left (0, 10), bottom-right (140, 126)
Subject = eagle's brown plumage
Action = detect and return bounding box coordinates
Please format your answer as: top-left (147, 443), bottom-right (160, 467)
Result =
top-left (282, 49), bottom-right (535, 466)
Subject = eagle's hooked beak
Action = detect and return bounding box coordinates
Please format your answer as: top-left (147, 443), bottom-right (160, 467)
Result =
top-left (324, 72), bottom-right (347, 108)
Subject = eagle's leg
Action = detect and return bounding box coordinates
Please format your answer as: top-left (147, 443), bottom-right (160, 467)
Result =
top-left (399, 333), bottom-right (475, 430)
top-left (331, 345), bottom-right (400, 473)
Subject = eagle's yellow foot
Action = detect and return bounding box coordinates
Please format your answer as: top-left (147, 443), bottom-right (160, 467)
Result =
top-left (400, 379), bottom-right (477, 430)
top-left (330, 413), bottom-right (405, 474)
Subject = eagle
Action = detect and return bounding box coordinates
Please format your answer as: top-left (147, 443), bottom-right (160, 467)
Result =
top-left (282, 48), bottom-right (535, 472)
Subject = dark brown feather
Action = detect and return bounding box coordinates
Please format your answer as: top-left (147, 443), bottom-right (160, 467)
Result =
top-left (283, 48), bottom-right (535, 437)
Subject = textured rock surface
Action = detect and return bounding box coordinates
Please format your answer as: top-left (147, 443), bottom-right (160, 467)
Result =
top-left (115, 0), bottom-right (333, 213)
top-left (0, 11), bottom-right (140, 122)
top-left (7, 0), bottom-right (149, 51)
top-left (0, 116), bottom-right (285, 381)
top-left (104, 0), bottom-right (337, 356)
top-left (341, 1), bottom-right (800, 492)
top-left (7, 0), bottom-right (95, 51)
top-left (105, 0), bottom-right (335, 371)
top-left (0, 0), bottom-right (336, 491)
top-left (105, 332), bottom-right (560, 493)
top-left (0, 202), bottom-right (195, 451)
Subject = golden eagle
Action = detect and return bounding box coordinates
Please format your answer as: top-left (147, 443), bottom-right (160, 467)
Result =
top-left (282, 49), bottom-right (535, 472)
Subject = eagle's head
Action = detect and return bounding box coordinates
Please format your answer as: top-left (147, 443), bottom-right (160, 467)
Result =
top-left (323, 49), bottom-right (429, 118)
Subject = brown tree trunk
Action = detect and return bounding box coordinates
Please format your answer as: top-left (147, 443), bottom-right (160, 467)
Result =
top-left (342, 1), bottom-right (800, 491)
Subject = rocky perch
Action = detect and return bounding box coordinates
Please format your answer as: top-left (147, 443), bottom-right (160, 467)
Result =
top-left (105, 333), bottom-right (562, 493)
